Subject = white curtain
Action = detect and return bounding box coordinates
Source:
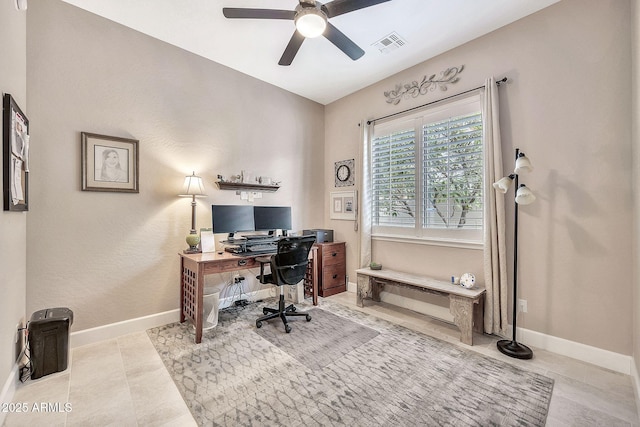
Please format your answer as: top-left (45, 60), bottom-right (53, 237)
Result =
top-left (482, 77), bottom-right (509, 336)
top-left (359, 121), bottom-right (373, 268)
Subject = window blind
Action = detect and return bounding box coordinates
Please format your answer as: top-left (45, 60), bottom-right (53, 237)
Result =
top-left (369, 92), bottom-right (483, 241)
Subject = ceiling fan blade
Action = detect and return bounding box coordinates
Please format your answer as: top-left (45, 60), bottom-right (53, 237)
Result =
top-left (223, 8), bottom-right (295, 20)
top-left (322, 0), bottom-right (391, 18)
top-left (278, 31), bottom-right (306, 66)
top-left (323, 23), bottom-right (364, 61)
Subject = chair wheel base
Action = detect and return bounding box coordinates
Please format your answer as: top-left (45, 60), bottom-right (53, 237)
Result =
top-left (285, 325), bottom-right (292, 333)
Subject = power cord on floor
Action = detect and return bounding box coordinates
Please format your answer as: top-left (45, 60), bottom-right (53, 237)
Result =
top-left (18, 325), bottom-right (31, 382)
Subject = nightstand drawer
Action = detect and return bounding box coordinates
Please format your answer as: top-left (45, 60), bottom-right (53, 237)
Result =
top-left (321, 244), bottom-right (345, 266)
top-left (322, 264), bottom-right (346, 290)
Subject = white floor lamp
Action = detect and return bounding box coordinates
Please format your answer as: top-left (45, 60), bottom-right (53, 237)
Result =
top-left (492, 148), bottom-right (535, 359)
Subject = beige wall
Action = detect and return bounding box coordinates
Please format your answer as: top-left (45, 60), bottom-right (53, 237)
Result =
top-left (326, 0), bottom-right (633, 355)
top-left (632, 0), bottom-right (640, 379)
top-left (0, 1), bottom-right (27, 396)
top-left (25, 1), bottom-right (324, 332)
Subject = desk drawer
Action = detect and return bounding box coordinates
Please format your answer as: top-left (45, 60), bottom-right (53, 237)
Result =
top-left (202, 257), bottom-right (257, 275)
top-left (321, 244), bottom-right (345, 266)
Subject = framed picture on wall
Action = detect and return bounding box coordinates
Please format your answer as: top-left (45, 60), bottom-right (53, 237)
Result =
top-left (3, 93), bottom-right (29, 211)
top-left (81, 132), bottom-right (139, 193)
top-left (330, 190), bottom-right (357, 220)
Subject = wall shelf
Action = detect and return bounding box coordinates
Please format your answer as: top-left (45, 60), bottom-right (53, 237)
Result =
top-left (215, 181), bottom-right (280, 192)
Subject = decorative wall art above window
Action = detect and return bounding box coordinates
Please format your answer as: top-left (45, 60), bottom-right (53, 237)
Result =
top-left (384, 65), bottom-right (464, 105)
top-left (334, 159), bottom-right (354, 187)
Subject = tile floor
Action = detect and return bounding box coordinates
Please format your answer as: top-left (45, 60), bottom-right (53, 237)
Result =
top-left (3, 292), bottom-right (639, 426)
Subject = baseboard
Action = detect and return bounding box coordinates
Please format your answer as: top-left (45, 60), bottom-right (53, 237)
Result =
top-left (0, 364), bottom-right (20, 426)
top-left (70, 309), bottom-right (181, 348)
top-left (219, 288), bottom-right (275, 309)
top-left (70, 288), bottom-right (279, 348)
top-left (344, 284), bottom-right (632, 375)
top-left (632, 358), bottom-right (640, 421)
top-left (517, 327), bottom-right (632, 375)
top-left (346, 281), bottom-right (454, 322)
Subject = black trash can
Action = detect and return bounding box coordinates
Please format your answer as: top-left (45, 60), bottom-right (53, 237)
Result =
top-left (28, 307), bottom-right (74, 380)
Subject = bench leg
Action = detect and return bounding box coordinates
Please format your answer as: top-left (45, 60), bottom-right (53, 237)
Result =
top-left (450, 295), bottom-right (474, 346)
top-left (356, 274), bottom-right (369, 307)
top-left (473, 296), bottom-right (484, 335)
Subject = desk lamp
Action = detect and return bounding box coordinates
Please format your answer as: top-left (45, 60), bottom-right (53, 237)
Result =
top-left (492, 149), bottom-right (535, 360)
top-left (180, 172), bottom-right (206, 254)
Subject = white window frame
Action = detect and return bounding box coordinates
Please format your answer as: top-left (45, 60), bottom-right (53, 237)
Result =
top-left (370, 92), bottom-right (483, 249)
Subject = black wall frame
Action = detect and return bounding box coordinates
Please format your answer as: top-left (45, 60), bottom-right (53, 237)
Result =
top-left (3, 93), bottom-right (29, 211)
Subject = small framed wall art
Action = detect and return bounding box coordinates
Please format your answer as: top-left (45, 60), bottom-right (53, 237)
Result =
top-left (3, 93), bottom-right (29, 211)
top-left (81, 132), bottom-right (139, 193)
top-left (330, 190), bottom-right (357, 221)
top-left (334, 158), bottom-right (354, 187)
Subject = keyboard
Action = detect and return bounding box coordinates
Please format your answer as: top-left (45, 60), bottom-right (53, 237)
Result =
top-left (246, 244), bottom-right (276, 252)
top-left (243, 234), bottom-right (273, 240)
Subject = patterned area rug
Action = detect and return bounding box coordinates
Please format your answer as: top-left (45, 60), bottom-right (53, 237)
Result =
top-left (147, 299), bottom-right (554, 426)
top-left (254, 308), bottom-right (379, 370)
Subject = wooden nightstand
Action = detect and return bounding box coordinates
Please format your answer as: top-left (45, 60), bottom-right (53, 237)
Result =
top-left (305, 242), bottom-right (346, 298)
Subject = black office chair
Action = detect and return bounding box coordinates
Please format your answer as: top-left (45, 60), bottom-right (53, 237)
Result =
top-left (256, 235), bottom-right (316, 333)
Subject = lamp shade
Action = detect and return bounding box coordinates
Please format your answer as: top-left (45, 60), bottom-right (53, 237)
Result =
top-left (295, 8), bottom-right (327, 38)
top-left (492, 175), bottom-right (514, 193)
top-left (515, 184), bottom-right (536, 205)
top-left (514, 152), bottom-right (533, 174)
top-left (180, 172), bottom-right (206, 197)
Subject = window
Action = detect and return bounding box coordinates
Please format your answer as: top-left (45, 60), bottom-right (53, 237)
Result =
top-left (370, 93), bottom-right (483, 244)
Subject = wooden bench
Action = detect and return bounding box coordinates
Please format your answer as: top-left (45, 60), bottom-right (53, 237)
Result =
top-left (356, 267), bottom-right (486, 345)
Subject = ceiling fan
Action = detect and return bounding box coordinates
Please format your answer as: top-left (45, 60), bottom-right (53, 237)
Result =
top-left (223, 0), bottom-right (392, 66)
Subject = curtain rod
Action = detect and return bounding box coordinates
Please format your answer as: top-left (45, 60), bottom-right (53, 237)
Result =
top-left (366, 77), bottom-right (507, 125)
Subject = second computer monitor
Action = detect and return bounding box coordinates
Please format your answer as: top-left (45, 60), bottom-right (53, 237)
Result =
top-left (254, 206), bottom-right (292, 234)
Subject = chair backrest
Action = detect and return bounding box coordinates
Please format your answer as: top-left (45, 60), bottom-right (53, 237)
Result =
top-left (271, 235), bottom-right (316, 285)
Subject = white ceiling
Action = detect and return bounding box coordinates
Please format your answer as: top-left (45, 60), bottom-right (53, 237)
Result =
top-left (60, 0), bottom-right (560, 105)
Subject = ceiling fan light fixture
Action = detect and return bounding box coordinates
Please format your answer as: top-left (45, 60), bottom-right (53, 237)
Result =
top-left (295, 7), bottom-right (327, 38)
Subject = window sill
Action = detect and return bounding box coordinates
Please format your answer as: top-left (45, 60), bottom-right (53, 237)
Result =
top-left (372, 233), bottom-right (483, 250)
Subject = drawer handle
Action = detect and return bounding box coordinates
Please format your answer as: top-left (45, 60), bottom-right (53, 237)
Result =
top-left (332, 252), bottom-right (337, 257)
top-left (333, 274), bottom-right (338, 279)
top-left (238, 259), bottom-right (247, 266)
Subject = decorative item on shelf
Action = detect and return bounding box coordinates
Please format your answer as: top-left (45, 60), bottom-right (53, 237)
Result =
top-left (334, 159), bottom-right (355, 187)
top-left (370, 262), bottom-right (382, 270)
top-left (492, 148), bottom-right (536, 360)
top-left (459, 273), bottom-right (475, 289)
top-left (215, 170), bottom-right (280, 199)
top-left (179, 172), bottom-right (207, 254)
top-left (384, 65), bottom-right (464, 105)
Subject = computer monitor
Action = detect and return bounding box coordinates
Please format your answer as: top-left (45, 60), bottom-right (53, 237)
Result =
top-left (211, 205), bottom-right (255, 239)
top-left (254, 206), bottom-right (292, 235)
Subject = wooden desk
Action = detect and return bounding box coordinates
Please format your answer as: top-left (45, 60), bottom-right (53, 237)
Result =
top-left (179, 251), bottom-right (318, 343)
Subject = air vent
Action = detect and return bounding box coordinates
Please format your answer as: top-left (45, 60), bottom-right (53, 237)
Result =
top-left (373, 32), bottom-right (407, 54)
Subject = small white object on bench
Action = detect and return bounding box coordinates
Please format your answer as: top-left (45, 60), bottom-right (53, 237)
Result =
top-left (356, 267), bottom-right (485, 346)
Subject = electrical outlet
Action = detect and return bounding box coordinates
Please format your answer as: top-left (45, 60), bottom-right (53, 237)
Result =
top-left (518, 299), bottom-right (528, 313)
top-left (14, 323), bottom-right (20, 344)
